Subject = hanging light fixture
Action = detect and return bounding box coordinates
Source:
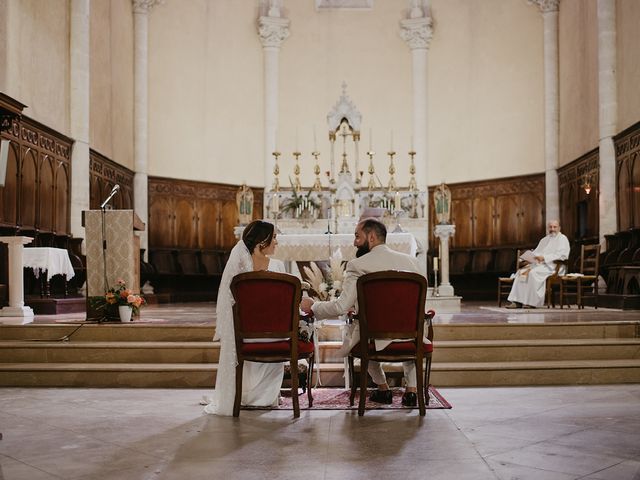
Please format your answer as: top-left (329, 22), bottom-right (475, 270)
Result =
top-left (582, 173), bottom-right (592, 195)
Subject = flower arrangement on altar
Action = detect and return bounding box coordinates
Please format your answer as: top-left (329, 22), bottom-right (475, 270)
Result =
top-left (302, 252), bottom-right (346, 301)
top-left (105, 279), bottom-right (146, 314)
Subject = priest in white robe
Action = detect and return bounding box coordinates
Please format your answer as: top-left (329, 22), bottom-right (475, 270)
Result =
top-left (507, 220), bottom-right (571, 308)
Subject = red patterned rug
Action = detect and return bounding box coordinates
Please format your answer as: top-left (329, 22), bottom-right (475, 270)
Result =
top-left (243, 386), bottom-right (451, 411)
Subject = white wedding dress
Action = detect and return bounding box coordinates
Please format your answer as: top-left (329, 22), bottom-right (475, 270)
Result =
top-left (204, 242), bottom-right (285, 416)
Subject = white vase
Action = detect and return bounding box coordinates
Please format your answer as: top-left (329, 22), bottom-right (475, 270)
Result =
top-left (118, 305), bottom-right (133, 322)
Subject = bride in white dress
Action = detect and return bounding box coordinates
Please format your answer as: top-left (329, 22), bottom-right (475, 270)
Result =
top-left (204, 220), bottom-right (285, 416)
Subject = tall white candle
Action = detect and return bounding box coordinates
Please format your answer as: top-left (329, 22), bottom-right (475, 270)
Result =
top-left (390, 130), bottom-right (394, 151)
top-left (369, 128), bottom-right (373, 151)
top-left (395, 191), bottom-right (401, 211)
top-left (313, 125), bottom-right (317, 151)
top-left (433, 257), bottom-right (439, 270)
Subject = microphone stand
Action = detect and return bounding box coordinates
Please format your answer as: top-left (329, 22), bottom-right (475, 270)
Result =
top-left (98, 186), bottom-right (119, 322)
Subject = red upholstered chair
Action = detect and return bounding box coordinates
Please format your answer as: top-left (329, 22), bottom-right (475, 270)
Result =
top-left (347, 271), bottom-right (429, 416)
top-left (231, 271), bottom-right (314, 418)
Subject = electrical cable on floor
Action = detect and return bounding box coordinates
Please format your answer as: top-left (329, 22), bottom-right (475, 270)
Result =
top-left (15, 322), bottom-right (88, 342)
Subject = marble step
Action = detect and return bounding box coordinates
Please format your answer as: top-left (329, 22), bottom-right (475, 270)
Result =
top-left (0, 324), bottom-right (216, 342)
top-left (0, 341), bottom-right (218, 363)
top-left (2, 359), bottom-right (640, 387)
top-left (2, 321), bottom-right (637, 343)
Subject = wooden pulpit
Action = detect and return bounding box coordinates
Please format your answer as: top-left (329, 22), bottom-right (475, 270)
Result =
top-left (82, 210), bottom-right (145, 299)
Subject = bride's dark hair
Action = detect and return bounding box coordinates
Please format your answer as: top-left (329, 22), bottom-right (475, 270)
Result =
top-left (242, 220), bottom-right (275, 254)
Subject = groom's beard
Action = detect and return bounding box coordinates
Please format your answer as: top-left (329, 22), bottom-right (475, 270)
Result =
top-left (356, 241), bottom-right (371, 258)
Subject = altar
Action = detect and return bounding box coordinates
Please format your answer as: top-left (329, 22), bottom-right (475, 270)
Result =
top-left (271, 232), bottom-right (417, 262)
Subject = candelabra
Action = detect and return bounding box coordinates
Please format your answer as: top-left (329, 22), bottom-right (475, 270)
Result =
top-left (433, 257), bottom-right (440, 297)
top-left (312, 151), bottom-right (322, 192)
top-left (293, 151), bottom-right (302, 193)
top-left (366, 150), bottom-right (376, 191)
top-left (387, 150), bottom-right (397, 191)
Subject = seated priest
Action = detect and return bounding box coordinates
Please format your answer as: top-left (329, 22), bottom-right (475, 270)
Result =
top-left (506, 220), bottom-right (570, 309)
top-left (300, 218), bottom-right (424, 407)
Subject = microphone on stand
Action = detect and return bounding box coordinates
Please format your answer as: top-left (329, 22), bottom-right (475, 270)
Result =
top-left (100, 184), bottom-right (120, 209)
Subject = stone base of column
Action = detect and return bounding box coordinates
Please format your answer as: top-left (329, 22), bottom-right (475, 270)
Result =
top-left (0, 306), bottom-right (35, 323)
top-left (427, 288), bottom-right (461, 313)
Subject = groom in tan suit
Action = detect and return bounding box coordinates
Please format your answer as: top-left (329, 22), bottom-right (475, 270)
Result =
top-left (300, 218), bottom-right (424, 406)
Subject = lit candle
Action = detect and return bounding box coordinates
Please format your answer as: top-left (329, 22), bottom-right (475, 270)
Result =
top-left (395, 191), bottom-right (401, 211)
top-left (433, 257), bottom-right (439, 270)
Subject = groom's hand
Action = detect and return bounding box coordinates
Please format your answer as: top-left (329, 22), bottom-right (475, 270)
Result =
top-left (300, 297), bottom-right (314, 314)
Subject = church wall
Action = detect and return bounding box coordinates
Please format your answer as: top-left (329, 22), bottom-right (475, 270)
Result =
top-left (558, 0), bottom-right (599, 168)
top-left (147, 0), bottom-right (264, 185)
top-left (147, 0), bottom-right (545, 189)
top-left (428, 0), bottom-right (544, 184)
top-left (89, 0), bottom-right (135, 169)
top-left (617, 0), bottom-right (640, 131)
top-left (0, 0), bottom-right (70, 136)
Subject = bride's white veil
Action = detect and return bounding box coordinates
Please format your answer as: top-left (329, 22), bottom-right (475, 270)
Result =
top-left (205, 240), bottom-right (253, 416)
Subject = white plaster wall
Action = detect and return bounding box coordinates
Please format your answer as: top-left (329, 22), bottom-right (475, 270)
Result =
top-left (617, 0), bottom-right (640, 132)
top-left (558, 0), bottom-right (599, 167)
top-left (147, 0), bottom-right (544, 188)
top-left (0, 0), bottom-right (70, 135)
top-left (428, 0), bottom-right (544, 184)
top-left (90, 0), bottom-right (134, 168)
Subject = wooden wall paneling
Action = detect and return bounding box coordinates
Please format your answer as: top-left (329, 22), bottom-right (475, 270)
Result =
top-left (197, 200), bottom-right (220, 249)
top-left (450, 196), bottom-right (473, 248)
top-left (19, 147), bottom-right (37, 230)
top-left (89, 150), bottom-right (135, 211)
top-left (38, 154), bottom-right (54, 233)
top-left (55, 162), bottom-right (70, 235)
top-left (614, 121), bottom-right (640, 231)
top-left (175, 198), bottom-right (198, 248)
top-left (633, 152), bottom-right (640, 228)
top-left (149, 195), bottom-right (175, 248)
top-left (519, 192), bottom-right (545, 244)
top-left (0, 141), bottom-right (19, 227)
top-left (472, 195), bottom-right (494, 247)
top-left (220, 199), bottom-right (238, 248)
top-left (495, 194), bottom-right (519, 245)
top-left (559, 182), bottom-right (576, 239)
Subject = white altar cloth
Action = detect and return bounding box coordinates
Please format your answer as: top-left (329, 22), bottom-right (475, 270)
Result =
top-left (272, 232), bottom-right (417, 262)
top-left (23, 248), bottom-right (75, 281)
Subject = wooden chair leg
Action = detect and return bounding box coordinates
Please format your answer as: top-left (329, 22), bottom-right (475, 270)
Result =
top-left (424, 356), bottom-right (432, 406)
top-left (416, 357), bottom-right (425, 416)
top-left (358, 358), bottom-right (368, 416)
top-left (233, 360), bottom-right (244, 417)
top-left (291, 359), bottom-right (300, 418)
top-left (307, 355), bottom-right (314, 408)
top-left (348, 356), bottom-right (356, 407)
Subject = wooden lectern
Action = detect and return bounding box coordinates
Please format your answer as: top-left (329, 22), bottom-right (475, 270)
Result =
top-left (82, 210), bottom-right (145, 301)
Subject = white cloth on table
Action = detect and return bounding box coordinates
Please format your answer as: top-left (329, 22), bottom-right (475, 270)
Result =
top-left (272, 232), bottom-right (417, 262)
top-left (507, 233), bottom-right (570, 308)
top-left (23, 247), bottom-right (75, 281)
top-left (204, 243), bottom-right (285, 416)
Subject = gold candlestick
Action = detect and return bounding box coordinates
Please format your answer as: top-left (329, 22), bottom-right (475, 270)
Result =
top-left (293, 151), bottom-right (302, 193)
top-left (312, 151), bottom-right (322, 191)
top-left (387, 150), bottom-right (397, 191)
top-left (408, 150), bottom-right (417, 192)
top-left (366, 150), bottom-right (376, 191)
top-left (272, 151), bottom-right (281, 191)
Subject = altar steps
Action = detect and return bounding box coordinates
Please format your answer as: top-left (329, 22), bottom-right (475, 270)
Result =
top-left (1, 321), bottom-right (639, 387)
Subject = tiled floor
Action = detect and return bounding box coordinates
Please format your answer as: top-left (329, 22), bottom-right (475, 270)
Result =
top-left (0, 385), bottom-right (639, 479)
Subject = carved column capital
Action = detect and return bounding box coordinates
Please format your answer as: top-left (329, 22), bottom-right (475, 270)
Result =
top-left (132, 0), bottom-right (162, 14)
top-left (258, 16), bottom-right (290, 48)
top-left (527, 0), bottom-right (560, 14)
top-left (400, 16), bottom-right (433, 50)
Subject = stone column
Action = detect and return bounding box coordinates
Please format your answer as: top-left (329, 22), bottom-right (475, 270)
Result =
top-left (597, 0), bottom-right (617, 246)
top-left (258, 3), bottom-right (290, 216)
top-left (0, 236), bottom-right (34, 321)
top-left (529, 0), bottom-right (561, 223)
top-left (434, 224), bottom-right (455, 297)
top-left (133, 0), bottom-right (161, 260)
top-left (400, 3), bottom-right (433, 259)
top-left (69, 0), bottom-right (91, 244)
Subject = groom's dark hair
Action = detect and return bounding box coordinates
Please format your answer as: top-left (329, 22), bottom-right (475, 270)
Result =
top-left (242, 220), bottom-right (275, 253)
top-left (359, 218), bottom-right (387, 242)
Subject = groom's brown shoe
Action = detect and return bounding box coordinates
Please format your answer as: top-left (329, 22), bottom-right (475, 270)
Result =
top-left (369, 389), bottom-right (393, 404)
